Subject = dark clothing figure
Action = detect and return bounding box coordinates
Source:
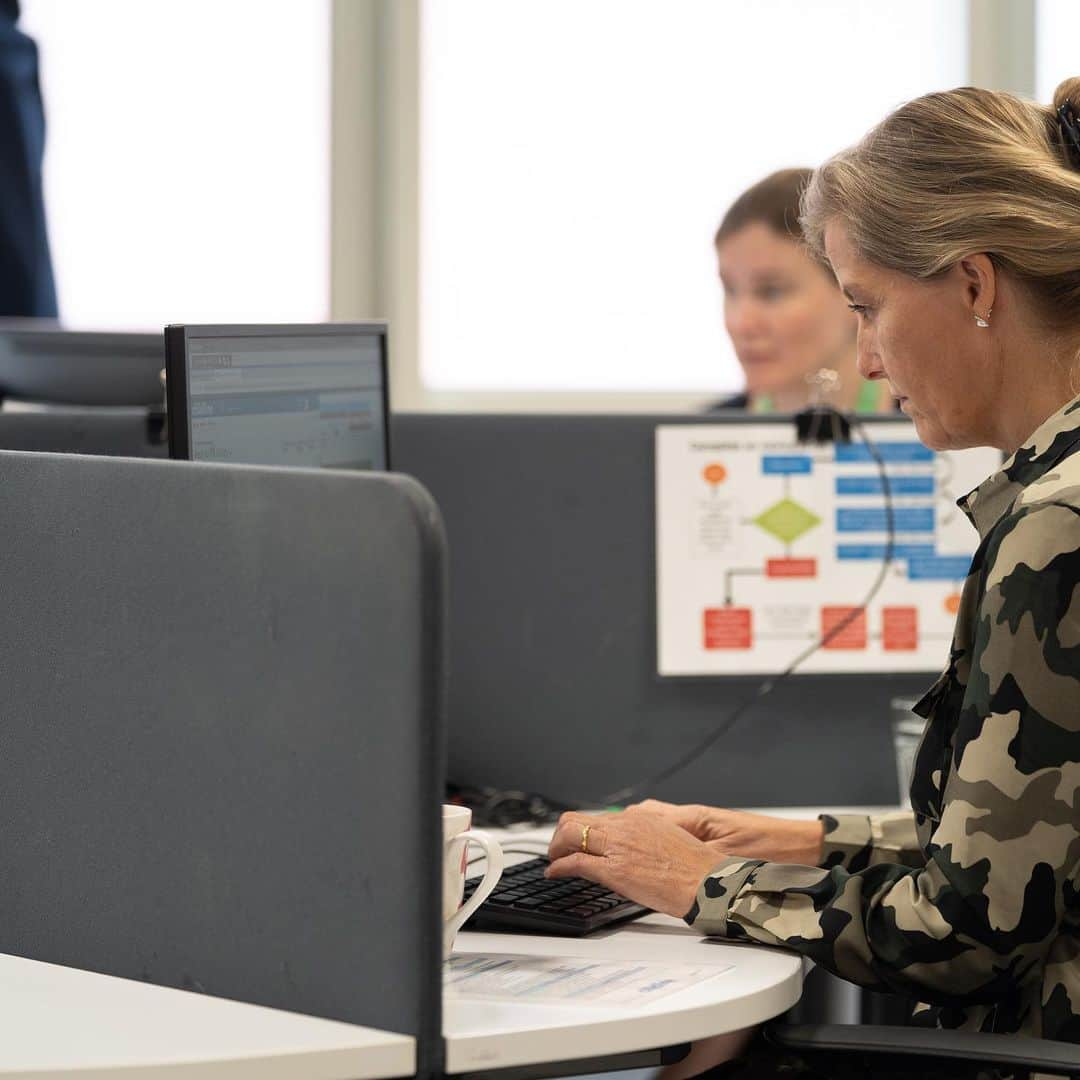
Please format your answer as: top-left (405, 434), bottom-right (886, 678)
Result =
top-left (0, 0), bottom-right (57, 317)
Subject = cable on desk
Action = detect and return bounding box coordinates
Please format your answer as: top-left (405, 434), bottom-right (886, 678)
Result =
top-left (447, 784), bottom-right (574, 828)
top-left (595, 409), bottom-right (895, 808)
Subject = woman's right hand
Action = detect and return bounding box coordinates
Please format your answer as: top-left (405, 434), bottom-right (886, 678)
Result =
top-left (625, 800), bottom-right (825, 867)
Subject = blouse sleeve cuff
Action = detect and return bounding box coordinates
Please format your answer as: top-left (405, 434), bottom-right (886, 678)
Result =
top-left (683, 856), bottom-right (763, 935)
top-left (818, 813), bottom-right (873, 871)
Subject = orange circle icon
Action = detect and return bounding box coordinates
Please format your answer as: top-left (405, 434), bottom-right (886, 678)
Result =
top-left (703, 463), bottom-right (727, 486)
top-left (944, 593), bottom-right (962, 614)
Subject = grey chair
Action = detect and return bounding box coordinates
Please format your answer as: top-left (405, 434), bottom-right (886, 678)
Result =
top-left (767, 1021), bottom-right (1080, 1079)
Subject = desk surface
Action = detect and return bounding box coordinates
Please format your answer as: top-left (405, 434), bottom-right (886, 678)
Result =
top-left (445, 916), bottom-right (803, 1075)
top-left (440, 815), bottom-right (876, 1076)
top-left (0, 953), bottom-right (415, 1079)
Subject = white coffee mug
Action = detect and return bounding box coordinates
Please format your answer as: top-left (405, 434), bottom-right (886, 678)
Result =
top-left (443, 804), bottom-right (503, 959)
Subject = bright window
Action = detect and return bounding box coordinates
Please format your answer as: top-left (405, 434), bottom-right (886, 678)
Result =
top-left (420, 0), bottom-right (968, 393)
top-left (19, 0), bottom-right (330, 329)
top-left (1036, 0), bottom-right (1075, 104)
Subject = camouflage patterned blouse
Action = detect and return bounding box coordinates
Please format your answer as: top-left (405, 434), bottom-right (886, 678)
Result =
top-left (687, 394), bottom-right (1080, 1041)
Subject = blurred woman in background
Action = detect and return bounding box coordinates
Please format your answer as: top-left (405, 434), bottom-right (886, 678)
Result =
top-left (709, 168), bottom-right (889, 414)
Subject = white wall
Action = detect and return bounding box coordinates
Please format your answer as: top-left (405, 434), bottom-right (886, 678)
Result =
top-left (1036, 0), bottom-right (1077, 102)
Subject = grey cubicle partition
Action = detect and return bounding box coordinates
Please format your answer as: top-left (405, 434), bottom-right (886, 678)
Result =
top-left (0, 452), bottom-right (446, 1078)
top-left (0, 406), bottom-right (167, 457)
top-left (393, 413), bottom-right (934, 809)
top-left (0, 324), bottom-right (167, 461)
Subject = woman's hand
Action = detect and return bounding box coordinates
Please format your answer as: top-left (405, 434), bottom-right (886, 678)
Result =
top-left (626, 800), bottom-right (824, 866)
top-left (545, 810), bottom-right (727, 918)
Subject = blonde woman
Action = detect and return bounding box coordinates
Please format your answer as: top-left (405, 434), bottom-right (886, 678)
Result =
top-left (547, 77), bottom-right (1080, 1077)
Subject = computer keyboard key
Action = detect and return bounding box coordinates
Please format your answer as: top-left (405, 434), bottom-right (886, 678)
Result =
top-left (464, 856), bottom-right (649, 936)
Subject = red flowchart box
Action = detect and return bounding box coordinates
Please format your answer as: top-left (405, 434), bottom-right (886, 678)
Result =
top-left (766, 557), bottom-right (817, 578)
top-left (703, 607), bottom-right (752, 649)
top-left (883, 606), bottom-right (918, 650)
top-left (821, 606), bottom-right (867, 649)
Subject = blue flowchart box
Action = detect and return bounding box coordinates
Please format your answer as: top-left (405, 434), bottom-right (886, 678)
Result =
top-left (837, 543), bottom-right (936, 560)
top-left (762, 455), bottom-right (813, 475)
top-left (908, 555), bottom-right (972, 580)
top-left (835, 442), bottom-right (935, 464)
top-left (836, 507), bottom-right (935, 532)
top-left (835, 475), bottom-right (935, 496)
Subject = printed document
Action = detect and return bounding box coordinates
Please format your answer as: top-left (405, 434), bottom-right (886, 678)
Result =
top-left (445, 952), bottom-right (732, 1006)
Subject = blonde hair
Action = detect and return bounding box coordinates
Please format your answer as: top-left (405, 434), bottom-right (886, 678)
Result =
top-left (801, 77), bottom-right (1080, 332)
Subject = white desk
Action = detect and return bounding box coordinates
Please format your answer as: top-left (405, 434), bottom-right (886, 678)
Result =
top-left (443, 820), bottom-right (826, 1075)
top-left (446, 916), bottom-right (802, 1075)
top-left (0, 953), bottom-right (415, 1079)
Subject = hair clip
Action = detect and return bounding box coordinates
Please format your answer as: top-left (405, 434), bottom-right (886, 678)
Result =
top-left (1058, 103), bottom-right (1080, 168)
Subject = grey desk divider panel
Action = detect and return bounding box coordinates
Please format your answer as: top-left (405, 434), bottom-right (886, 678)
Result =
top-left (393, 413), bottom-right (934, 809)
top-left (0, 452), bottom-right (446, 1078)
top-left (0, 406), bottom-right (167, 457)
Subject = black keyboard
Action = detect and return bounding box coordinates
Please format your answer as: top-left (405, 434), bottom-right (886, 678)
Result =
top-left (462, 856), bottom-right (649, 936)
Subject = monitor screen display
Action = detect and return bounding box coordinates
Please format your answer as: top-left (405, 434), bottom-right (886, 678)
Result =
top-left (168, 325), bottom-right (388, 470)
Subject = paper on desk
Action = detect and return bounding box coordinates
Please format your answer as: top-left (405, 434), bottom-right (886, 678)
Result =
top-left (445, 952), bottom-right (732, 1007)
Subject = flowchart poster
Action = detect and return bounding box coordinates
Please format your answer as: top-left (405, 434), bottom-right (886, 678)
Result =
top-left (656, 423), bottom-right (1002, 676)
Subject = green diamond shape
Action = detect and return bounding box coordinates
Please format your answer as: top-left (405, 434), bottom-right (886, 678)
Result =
top-left (753, 498), bottom-right (821, 544)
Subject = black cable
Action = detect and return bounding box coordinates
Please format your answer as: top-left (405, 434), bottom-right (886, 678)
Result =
top-left (594, 409), bottom-right (895, 808)
top-left (446, 785), bottom-right (575, 829)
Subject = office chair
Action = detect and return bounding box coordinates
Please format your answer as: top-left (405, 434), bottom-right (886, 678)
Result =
top-left (767, 1020), bottom-right (1080, 1079)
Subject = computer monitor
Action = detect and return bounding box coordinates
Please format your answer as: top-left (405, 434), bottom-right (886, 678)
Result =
top-left (165, 323), bottom-right (390, 469)
top-left (0, 320), bottom-right (164, 405)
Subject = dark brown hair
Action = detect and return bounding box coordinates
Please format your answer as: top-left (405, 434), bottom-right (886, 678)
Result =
top-left (715, 168), bottom-right (813, 246)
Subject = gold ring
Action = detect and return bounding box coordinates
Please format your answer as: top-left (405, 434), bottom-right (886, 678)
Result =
top-left (581, 824), bottom-right (591, 854)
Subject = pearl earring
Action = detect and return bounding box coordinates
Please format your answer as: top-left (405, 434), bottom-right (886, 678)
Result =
top-left (974, 308), bottom-right (992, 328)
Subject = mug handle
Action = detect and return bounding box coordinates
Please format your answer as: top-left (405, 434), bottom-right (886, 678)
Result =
top-left (446, 828), bottom-right (504, 941)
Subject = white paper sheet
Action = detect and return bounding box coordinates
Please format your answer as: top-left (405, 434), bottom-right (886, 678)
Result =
top-left (445, 952), bottom-right (732, 1006)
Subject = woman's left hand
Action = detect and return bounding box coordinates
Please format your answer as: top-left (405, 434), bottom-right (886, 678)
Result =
top-left (545, 808), bottom-right (729, 918)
